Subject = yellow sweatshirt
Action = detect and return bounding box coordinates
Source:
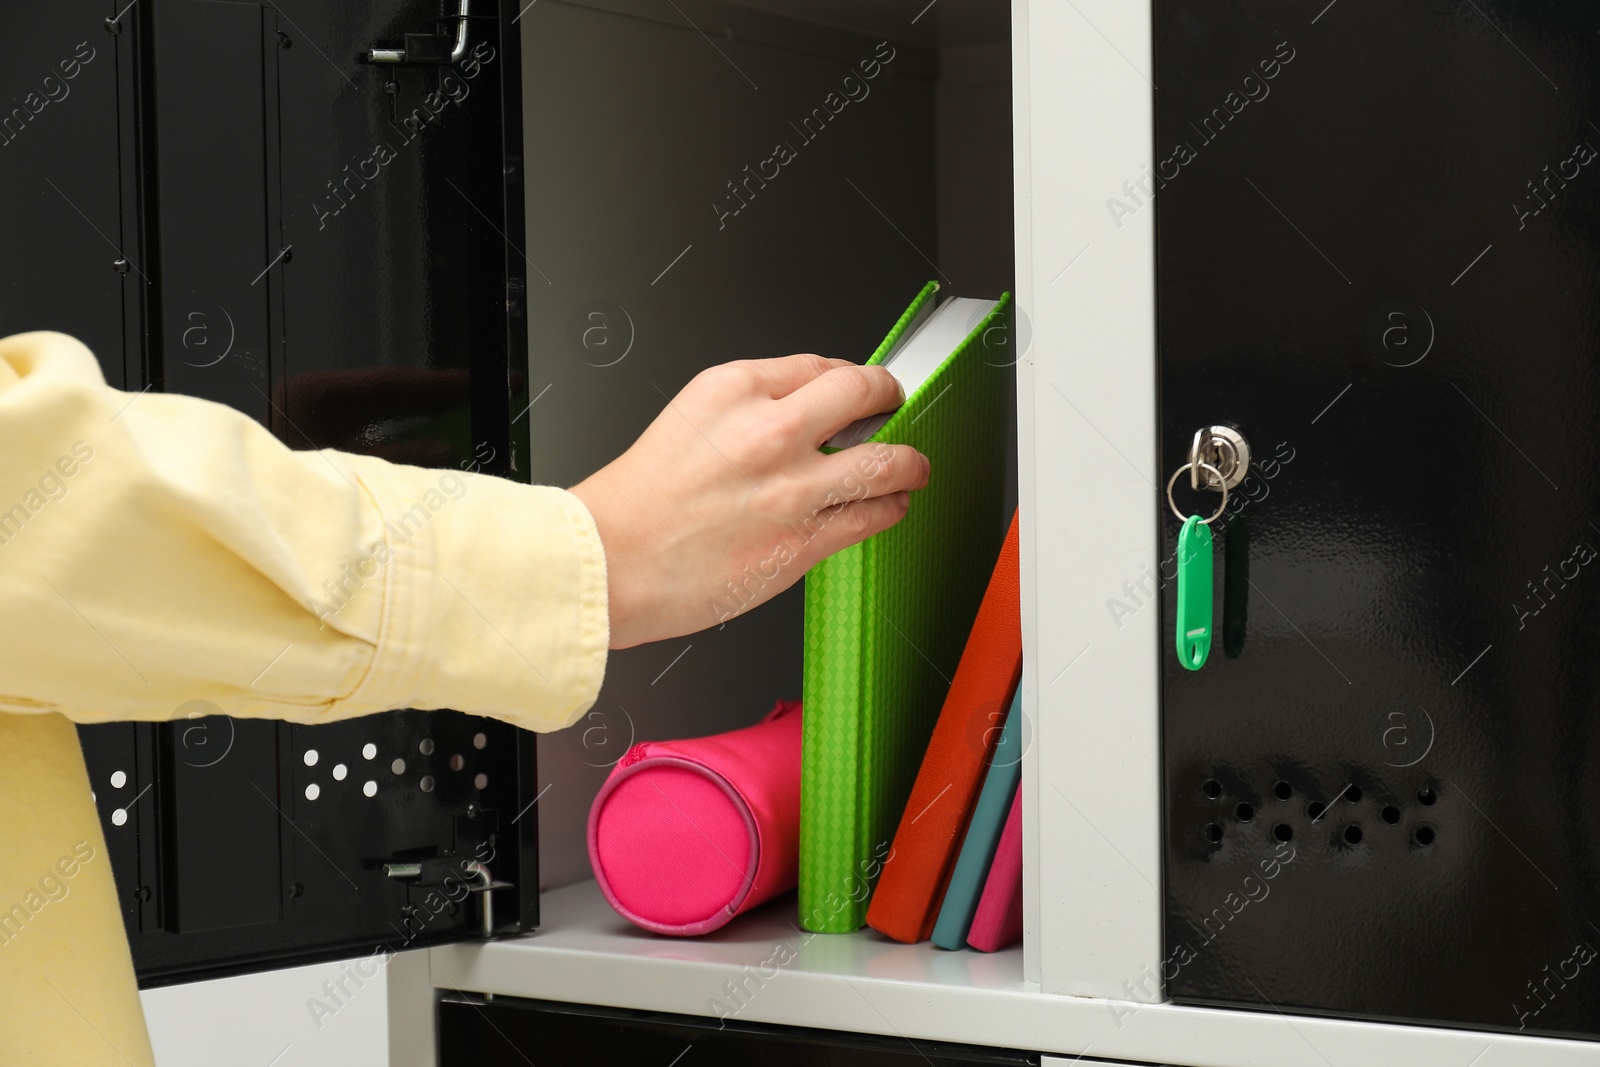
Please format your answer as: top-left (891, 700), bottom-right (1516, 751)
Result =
top-left (0, 332), bottom-right (609, 1065)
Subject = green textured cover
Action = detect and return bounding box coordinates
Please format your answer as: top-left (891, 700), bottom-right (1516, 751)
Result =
top-left (799, 282), bottom-right (1012, 933)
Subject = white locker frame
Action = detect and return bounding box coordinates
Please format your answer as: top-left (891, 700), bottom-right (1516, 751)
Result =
top-left (1018, 0), bottom-right (1163, 1002)
top-left (414, 3), bottom-right (1600, 1066)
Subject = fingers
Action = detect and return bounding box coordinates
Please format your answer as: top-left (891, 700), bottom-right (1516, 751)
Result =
top-left (782, 364), bottom-right (904, 445)
top-left (813, 442), bottom-right (929, 504)
top-left (804, 493), bottom-right (914, 561)
top-left (735, 354), bottom-right (857, 399)
top-left (789, 443), bottom-right (927, 562)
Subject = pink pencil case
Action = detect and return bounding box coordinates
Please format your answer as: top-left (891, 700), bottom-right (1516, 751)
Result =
top-left (587, 700), bottom-right (801, 936)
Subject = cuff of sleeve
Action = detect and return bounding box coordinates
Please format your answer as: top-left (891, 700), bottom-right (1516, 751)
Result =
top-left (338, 463), bottom-right (609, 732)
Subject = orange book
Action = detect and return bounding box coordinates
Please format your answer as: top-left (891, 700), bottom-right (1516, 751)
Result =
top-left (866, 509), bottom-right (1022, 943)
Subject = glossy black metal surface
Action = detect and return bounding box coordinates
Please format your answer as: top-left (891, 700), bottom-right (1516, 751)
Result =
top-left (8, 0), bottom-right (539, 984)
top-left (1, 7), bottom-right (129, 384)
top-left (438, 996), bottom-right (1040, 1066)
top-left (1157, 0), bottom-right (1600, 1040)
top-left (78, 711), bottom-right (534, 983)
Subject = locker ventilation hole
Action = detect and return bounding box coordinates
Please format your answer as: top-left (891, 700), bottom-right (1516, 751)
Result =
top-left (391, 758), bottom-right (406, 775)
top-left (419, 775), bottom-right (435, 793)
top-left (303, 748), bottom-right (319, 767)
top-left (473, 732), bottom-right (488, 750)
top-left (1185, 773), bottom-right (1437, 852)
top-left (449, 754), bottom-right (464, 771)
top-left (363, 780), bottom-right (378, 797)
top-left (419, 738), bottom-right (435, 755)
top-left (474, 773), bottom-right (489, 790)
top-left (110, 769), bottom-right (127, 789)
top-left (332, 763), bottom-right (347, 781)
top-left (112, 808), bottom-right (128, 827)
top-left (362, 742), bottom-right (377, 760)
top-left (304, 783), bottom-right (320, 802)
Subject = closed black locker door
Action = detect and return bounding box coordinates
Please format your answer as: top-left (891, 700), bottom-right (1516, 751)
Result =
top-left (1156, 0), bottom-right (1600, 1040)
top-left (4, 0), bottom-right (541, 985)
top-left (437, 997), bottom-right (1039, 1067)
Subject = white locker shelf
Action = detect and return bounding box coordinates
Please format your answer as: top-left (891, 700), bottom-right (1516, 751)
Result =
top-left (430, 881), bottom-right (1596, 1067)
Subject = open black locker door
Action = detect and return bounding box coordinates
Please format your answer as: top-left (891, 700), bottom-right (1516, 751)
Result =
top-left (1156, 0), bottom-right (1600, 1042)
top-left (5, 1), bottom-right (540, 985)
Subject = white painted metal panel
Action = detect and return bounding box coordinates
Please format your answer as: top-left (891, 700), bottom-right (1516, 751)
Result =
top-left (388, 949), bottom-right (437, 1067)
top-left (1010, 0), bottom-right (1042, 991)
top-left (1020, 0), bottom-right (1165, 1000)
top-left (141, 956), bottom-right (391, 1067)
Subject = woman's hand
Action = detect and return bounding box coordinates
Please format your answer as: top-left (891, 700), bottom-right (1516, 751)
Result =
top-left (570, 355), bottom-right (930, 649)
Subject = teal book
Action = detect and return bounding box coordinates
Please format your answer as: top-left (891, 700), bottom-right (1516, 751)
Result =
top-left (798, 282), bottom-right (1012, 933)
top-left (930, 687), bottom-right (1023, 950)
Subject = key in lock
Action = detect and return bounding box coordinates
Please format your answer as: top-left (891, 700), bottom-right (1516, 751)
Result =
top-left (1188, 426), bottom-right (1250, 491)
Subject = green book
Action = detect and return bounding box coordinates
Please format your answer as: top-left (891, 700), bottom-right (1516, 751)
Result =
top-left (798, 281), bottom-right (1012, 933)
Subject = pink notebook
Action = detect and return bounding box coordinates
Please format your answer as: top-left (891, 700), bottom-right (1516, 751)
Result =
top-left (966, 782), bottom-right (1022, 952)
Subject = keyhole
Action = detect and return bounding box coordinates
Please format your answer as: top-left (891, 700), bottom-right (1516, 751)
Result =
top-left (1188, 426), bottom-right (1251, 490)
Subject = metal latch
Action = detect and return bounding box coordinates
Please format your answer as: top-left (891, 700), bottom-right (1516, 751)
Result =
top-left (366, 0), bottom-right (470, 65)
top-left (384, 857), bottom-right (512, 937)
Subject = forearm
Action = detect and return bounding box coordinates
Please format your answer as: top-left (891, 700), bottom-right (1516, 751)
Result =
top-left (0, 332), bottom-right (607, 731)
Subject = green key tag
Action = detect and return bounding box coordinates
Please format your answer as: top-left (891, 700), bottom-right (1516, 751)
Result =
top-left (1175, 515), bottom-right (1213, 670)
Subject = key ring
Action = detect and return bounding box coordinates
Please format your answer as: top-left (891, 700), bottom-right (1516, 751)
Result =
top-left (1167, 461), bottom-right (1229, 524)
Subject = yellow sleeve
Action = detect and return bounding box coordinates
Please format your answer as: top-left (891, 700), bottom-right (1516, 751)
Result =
top-left (0, 330), bottom-right (609, 732)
